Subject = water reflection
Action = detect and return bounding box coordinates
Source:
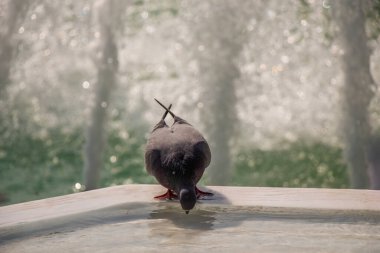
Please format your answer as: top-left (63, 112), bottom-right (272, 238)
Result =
top-left (147, 202), bottom-right (216, 246)
top-left (149, 202), bottom-right (216, 231)
top-left (1, 202), bottom-right (380, 252)
top-left (0, 202), bottom-right (149, 243)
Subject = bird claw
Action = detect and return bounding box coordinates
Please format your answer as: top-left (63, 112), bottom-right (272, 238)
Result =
top-left (154, 187), bottom-right (213, 200)
top-left (195, 186), bottom-right (213, 199)
top-left (154, 189), bottom-right (178, 200)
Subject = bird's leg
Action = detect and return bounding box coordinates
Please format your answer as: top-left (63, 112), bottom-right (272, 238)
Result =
top-left (154, 189), bottom-right (178, 200)
top-left (195, 186), bottom-right (213, 199)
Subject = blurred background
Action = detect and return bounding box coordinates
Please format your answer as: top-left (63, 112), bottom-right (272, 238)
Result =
top-left (0, 0), bottom-right (379, 205)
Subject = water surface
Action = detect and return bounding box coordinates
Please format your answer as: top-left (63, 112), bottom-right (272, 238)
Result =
top-left (1, 202), bottom-right (380, 253)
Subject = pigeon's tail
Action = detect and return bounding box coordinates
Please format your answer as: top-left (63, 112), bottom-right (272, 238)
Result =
top-left (161, 104), bottom-right (172, 120)
top-left (155, 98), bottom-right (176, 118)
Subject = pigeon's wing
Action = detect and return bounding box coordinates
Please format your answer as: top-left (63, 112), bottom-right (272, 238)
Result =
top-left (144, 148), bottom-right (161, 176)
top-left (192, 141), bottom-right (211, 183)
top-left (152, 119), bottom-right (167, 132)
top-left (145, 128), bottom-right (171, 176)
top-left (145, 143), bottom-right (172, 189)
top-left (194, 141), bottom-right (211, 168)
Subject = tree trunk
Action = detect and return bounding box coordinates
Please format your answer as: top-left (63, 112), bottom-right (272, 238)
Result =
top-left (201, 61), bottom-right (240, 186)
top-left (368, 136), bottom-right (380, 189)
top-left (332, 1), bottom-right (375, 188)
top-left (83, 0), bottom-right (119, 190)
top-left (0, 0), bottom-right (28, 97)
top-left (190, 1), bottom-right (252, 185)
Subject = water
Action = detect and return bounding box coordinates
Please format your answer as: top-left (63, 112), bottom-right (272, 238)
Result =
top-left (1, 202), bottom-right (380, 252)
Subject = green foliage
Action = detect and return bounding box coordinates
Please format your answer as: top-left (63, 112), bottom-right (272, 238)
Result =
top-left (102, 128), bottom-right (155, 186)
top-left (0, 128), bottom-right (84, 204)
top-left (0, 124), bottom-right (350, 205)
top-left (367, 0), bottom-right (380, 39)
top-left (297, 0), bottom-right (312, 20)
top-left (125, 0), bottom-right (179, 35)
top-left (233, 142), bottom-right (349, 188)
top-left (0, 125), bottom-right (154, 205)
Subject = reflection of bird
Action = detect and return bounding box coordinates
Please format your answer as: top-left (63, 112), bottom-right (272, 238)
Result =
top-left (149, 204), bottom-right (216, 231)
top-left (145, 99), bottom-right (213, 214)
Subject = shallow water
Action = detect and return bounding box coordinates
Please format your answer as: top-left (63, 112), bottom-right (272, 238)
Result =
top-left (1, 202), bottom-right (380, 253)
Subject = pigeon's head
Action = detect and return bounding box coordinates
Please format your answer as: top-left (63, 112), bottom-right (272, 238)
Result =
top-left (179, 188), bottom-right (196, 214)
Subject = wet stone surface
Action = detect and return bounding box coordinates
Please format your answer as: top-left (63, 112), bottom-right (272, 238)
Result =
top-left (1, 202), bottom-right (380, 253)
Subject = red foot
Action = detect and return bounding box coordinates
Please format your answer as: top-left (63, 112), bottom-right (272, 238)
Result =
top-left (195, 186), bottom-right (213, 199)
top-left (154, 189), bottom-right (178, 200)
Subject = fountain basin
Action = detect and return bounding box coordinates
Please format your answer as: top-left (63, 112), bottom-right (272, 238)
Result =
top-left (1, 185), bottom-right (379, 252)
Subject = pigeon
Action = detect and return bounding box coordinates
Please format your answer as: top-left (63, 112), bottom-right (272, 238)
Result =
top-left (145, 99), bottom-right (213, 214)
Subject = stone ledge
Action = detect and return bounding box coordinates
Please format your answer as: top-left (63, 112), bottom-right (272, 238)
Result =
top-left (1, 184), bottom-right (379, 228)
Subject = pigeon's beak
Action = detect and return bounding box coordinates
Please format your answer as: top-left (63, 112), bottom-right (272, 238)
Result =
top-left (185, 210), bottom-right (190, 214)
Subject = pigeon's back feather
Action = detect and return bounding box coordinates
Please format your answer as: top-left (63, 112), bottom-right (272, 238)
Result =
top-left (145, 124), bottom-right (211, 190)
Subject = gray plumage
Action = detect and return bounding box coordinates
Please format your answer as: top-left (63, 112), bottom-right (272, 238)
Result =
top-left (145, 99), bottom-right (213, 213)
